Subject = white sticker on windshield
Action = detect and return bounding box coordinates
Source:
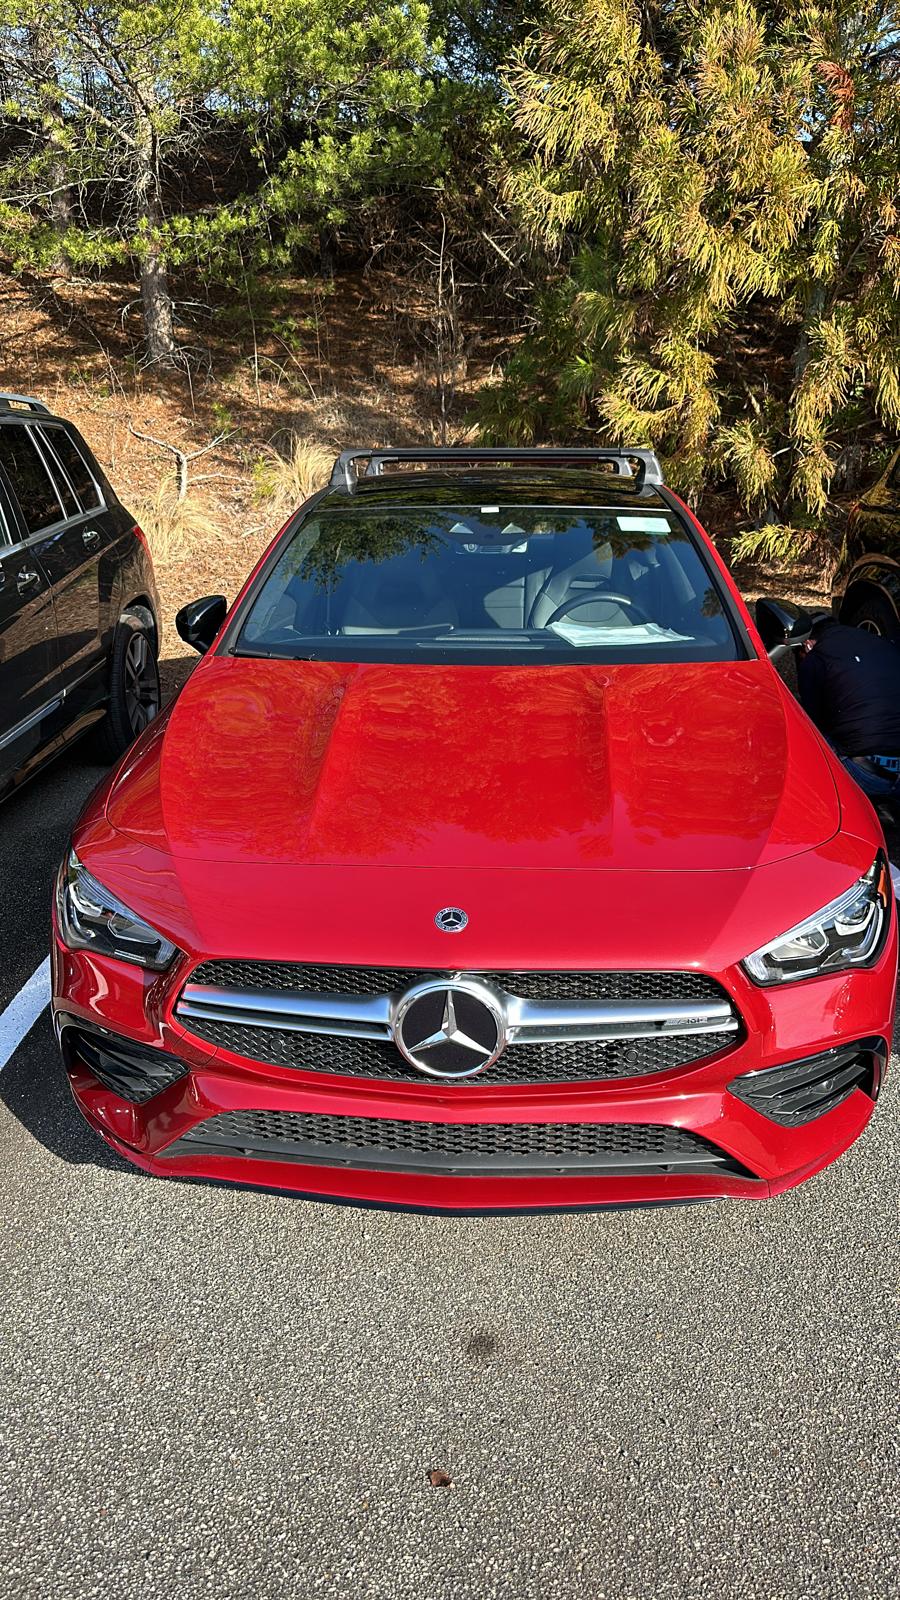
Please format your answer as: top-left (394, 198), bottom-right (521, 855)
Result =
top-left (616, 515), bottom-right (670, 534)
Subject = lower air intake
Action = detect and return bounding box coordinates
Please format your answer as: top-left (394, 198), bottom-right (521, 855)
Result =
top-left (728, 1038), bottom-right (886, 1127)
top-left (161, 1109), bottom-right (755, 1179)
top-left (60, 1021), bottom-right (188, 1105)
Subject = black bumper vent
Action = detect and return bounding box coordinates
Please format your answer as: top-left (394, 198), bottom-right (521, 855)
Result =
top-left (728, 1039), bottom-right (886, 1127)
top-left (60, 1021), bottom-right (189, 1105)
top-left (189, 960), bottom-right (727, 1007)
top-left (179, 1016), bottom-right (736, 1085)
top-left (161, 1109), bottom-right (754, 1179)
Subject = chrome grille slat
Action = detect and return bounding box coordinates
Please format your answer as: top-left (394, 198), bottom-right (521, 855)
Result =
top-left (508, 1020), bottom-right (738, 1045)
top-left (505, 995), bottom-right (737, 1045)
top-left (178, 1006), bottom-right (392, 1042)
top-left (178, 984), bottom-right (393, 1039)
top-left (178, 982), bottom-right (738, 1048)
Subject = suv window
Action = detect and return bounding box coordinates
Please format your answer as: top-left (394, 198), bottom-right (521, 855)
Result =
top-left (40, 425), bottom-right (103, 512)
top-left (237, 505), bottom-right (743, 665)
top-left (33, 430), bottom-right (79, 519)
top-left (0, 424), bottom-right (64, 536)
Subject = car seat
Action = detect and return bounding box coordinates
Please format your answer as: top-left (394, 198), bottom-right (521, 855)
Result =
top-left (340, 562), bottom-right (459, 633)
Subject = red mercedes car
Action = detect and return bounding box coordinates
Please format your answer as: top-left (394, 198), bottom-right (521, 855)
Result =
top-left (52, 448), bottom-right (896, 1212)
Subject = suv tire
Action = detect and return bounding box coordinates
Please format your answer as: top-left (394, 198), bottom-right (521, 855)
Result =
top-left (843, 591), bottom-right (900, 639)
top-left (95, 611), bottom-right (161, 759)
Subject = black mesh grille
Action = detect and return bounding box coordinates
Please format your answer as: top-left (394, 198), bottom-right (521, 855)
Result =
top-left (163, 1108), bottom-right (751, 1178)
top-left (189, 959), bottom-right (726, 1006)
top-left (178, 1016), bottom-right (736, 1085)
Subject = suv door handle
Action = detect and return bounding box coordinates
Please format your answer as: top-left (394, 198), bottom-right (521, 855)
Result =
top-left (16, 567), bottom-right (41, 595)
top-left (82, 527), bottom-right (101, 548)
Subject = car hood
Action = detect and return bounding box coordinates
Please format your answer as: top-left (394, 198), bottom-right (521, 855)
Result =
top-left (103, 655), bottom-right (839, 874)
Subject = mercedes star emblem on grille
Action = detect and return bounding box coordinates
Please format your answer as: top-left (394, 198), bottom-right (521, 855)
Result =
top-left (434, 906), bottom-right (468, 933)
top-left (392, 979), bottom-right (506, 1079)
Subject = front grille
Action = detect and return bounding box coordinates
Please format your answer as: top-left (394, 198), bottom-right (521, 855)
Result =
top-left (179, 961), bottom-right (738, 1086)
top-left (161, 1109), bottom-right (753, 1179)
top-left (190, 960), bottom-right (725, 1007)
top-left (728, 1039), bottom-right (886, 1126)
top-left (181, 1015), bottom-right (736, 1085)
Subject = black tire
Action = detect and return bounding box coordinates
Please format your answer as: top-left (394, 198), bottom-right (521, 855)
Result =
top-left (94, 611), bottom-right (161, 760)
top-left (843, 591), bottom-right (900, 639)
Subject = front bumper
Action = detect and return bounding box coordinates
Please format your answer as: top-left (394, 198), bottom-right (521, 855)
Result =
top-left (51, 918), bottom-right (896, 1211)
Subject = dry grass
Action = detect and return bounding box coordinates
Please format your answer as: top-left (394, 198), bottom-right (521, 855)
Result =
top-left (0, 266), bottom-right (512, 669)
top-left (136, 484), bottom-right (224, 568)
top-left (252, 436), bottom-right (335, 517)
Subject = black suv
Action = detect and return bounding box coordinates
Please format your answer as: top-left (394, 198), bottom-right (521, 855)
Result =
top-left (0, 393), bottom-right (160, 799)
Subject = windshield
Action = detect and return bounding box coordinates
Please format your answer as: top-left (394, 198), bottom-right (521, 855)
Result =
top-left (236, 505), bottom-right (742, 664)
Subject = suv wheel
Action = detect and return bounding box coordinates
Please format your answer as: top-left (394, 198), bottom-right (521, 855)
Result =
top-left (96, 612), bottom-right (161, 759)
top-left (843, 592), bottom-right (900, 639)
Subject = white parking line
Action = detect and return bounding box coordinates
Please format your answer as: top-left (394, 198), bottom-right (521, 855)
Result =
top-left (0, 957), bottom-right (51, 1071)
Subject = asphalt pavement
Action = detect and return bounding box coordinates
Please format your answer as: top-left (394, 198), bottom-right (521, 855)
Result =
top-left (1, 749), bottom-right (898, 1600)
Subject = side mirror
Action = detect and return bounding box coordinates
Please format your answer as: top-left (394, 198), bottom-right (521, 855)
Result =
top-left (755, 597), bottom-right (814, 654)
top-left (176, 594), bottom-right (227, 655)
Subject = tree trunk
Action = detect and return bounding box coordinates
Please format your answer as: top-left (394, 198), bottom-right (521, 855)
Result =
top-left (792, 283), bottom-right (826, 384)
top-left (139, 228), bottom-right (176, 366)
top-left (134, 100), bottom-right (176, 367)
top-left (47, 145), bottom-right (72, 277)
top-left (30, 25), bottom-right (72, 278)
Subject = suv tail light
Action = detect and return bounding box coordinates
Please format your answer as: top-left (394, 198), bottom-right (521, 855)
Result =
top-left (132, 522), bottom-right (152, 558)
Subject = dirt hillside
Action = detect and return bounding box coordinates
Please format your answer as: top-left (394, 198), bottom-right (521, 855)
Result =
top-left (0, 265), bottom-right (829, 701)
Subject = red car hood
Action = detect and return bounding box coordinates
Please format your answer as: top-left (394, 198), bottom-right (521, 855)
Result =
top-left (104, 655), bottom-right (838, 874)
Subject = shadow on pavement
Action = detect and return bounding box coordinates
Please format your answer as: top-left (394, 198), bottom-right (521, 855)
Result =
top-left (0, 1014), bottom-right (134, 1174)
top-left (159, 651), bottom-right (197, 707)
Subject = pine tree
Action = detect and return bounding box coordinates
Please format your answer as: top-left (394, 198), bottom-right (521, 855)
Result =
top-left (483, 0), bottom-right (900, 550)
top-left (0, 1), bottom-right (219, 365)
top-left (0, 0), bottom-right (435, 364)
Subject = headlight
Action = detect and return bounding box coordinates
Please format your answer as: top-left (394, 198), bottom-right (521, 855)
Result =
top-left (743, 855), bottom-right (891, 985)
top-left (56, 849), bottom-right (179, 971)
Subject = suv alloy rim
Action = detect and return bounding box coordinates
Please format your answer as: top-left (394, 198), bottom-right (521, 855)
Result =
top-left (124, 633), bottom-right (159, 734)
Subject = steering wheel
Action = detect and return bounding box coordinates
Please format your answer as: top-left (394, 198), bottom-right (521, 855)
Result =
top-left (543, 591), bottom-right (650, 629)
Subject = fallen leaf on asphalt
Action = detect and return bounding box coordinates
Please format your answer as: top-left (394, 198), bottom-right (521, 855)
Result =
top-left (427, 1469), bottom-right (452, 1487)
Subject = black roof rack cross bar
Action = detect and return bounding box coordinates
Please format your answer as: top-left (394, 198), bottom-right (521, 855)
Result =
top-left (0, 393), bottom-right (50, 414)
top-left (329, 446), bottom-right (664, 494)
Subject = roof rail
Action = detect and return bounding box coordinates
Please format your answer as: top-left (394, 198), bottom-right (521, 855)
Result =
top-left (0, 393), bottom-right (50, 415)
top-left (330, 446), bottom-right (664, 495)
